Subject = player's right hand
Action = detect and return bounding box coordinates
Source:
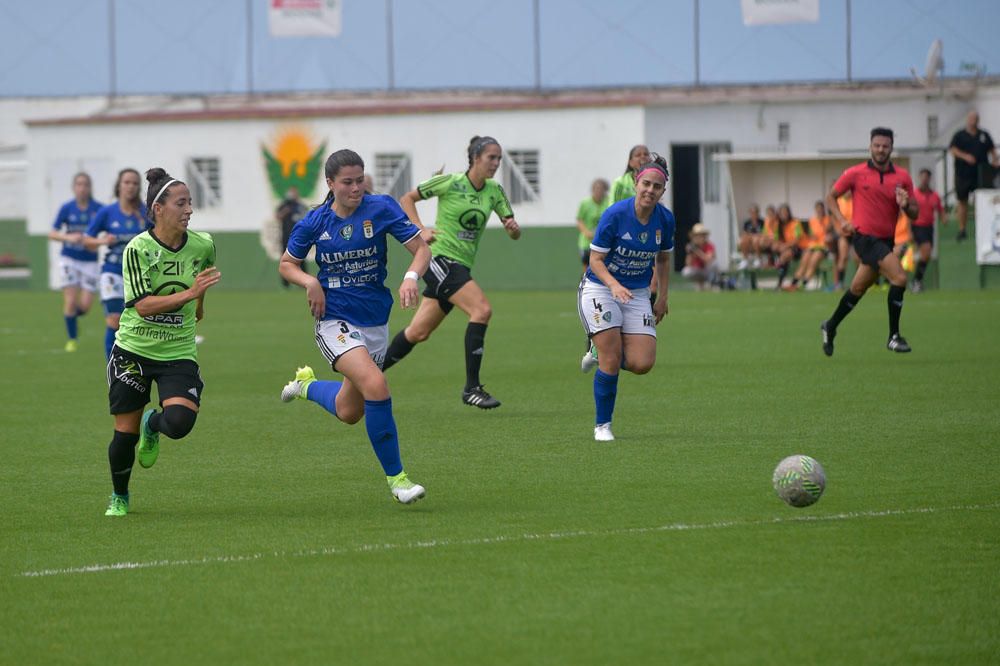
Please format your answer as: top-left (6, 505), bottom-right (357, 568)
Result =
top-left (420, 228), bottom-right (437, 245)
top-left (611, 284), bottom-right (633, 303)
top-left (104, 234), bottom-right (118, 245)
top-left (305, 278), bottom-right (325, 319)
top-left (838, 221), bottom-right (855, 238)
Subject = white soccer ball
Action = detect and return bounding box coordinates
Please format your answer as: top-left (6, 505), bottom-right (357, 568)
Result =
top-left (772, 455), bottom-right (826, 507)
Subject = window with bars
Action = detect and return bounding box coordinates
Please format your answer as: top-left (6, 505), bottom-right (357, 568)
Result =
top-left (502, 149), bottom-right (540, 204)
top-left (374, 153), bottom-right (411, 200)
top-left (778, 122), bottom-right (790, 145)
top-left (185, 157), bottom-right (221, 208)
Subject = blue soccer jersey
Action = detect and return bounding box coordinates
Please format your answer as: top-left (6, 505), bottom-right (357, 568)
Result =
top-left (286, 194), bottom-right (421, 327)
top-left (85, 202), bottom-right (150, 275)
top-left (52, 199), bottom-right (103, 261)
top-left (585, 197), bottom-right (676, 289)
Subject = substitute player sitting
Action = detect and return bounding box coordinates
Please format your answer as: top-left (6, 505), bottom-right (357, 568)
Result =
top-left (578, 154), bottom-right (675, 442)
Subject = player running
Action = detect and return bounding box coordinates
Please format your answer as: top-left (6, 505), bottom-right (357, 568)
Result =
top-left (84, 168), bottom-right (151, 359)
top-left (381, 136), bottom-right (521, 410)
top-left (910, 168), bottom-right (944, 292)
top-left (103, 168), bottom-right (220, 516)
top-left (279, 149), bottom-right (431, 505)
top-left (578, 154), bottom-right (675, 441)
top-left (820, 127), bottom-right (919, 356)
top-left (48, 172), bottom-right (103, 352)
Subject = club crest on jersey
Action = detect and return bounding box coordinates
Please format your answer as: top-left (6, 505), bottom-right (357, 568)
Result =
top-left (639, 232), bottom-right (648, 244)
top-left (340, 224), bottom-right (353, 240)
top-left (655, 229), bottom-right (662, 245)
top-left (363, 220), bottom-right (373, 239)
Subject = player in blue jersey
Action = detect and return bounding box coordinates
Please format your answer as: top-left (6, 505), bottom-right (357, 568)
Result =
top-left (47, 172), bottom-right (103, 352)
top-left (84, 168), bottom-right (150, 359)
top-left (577, 154), bottom-right (675, 442)
top-left (278, 149), bottom-right (432, 505)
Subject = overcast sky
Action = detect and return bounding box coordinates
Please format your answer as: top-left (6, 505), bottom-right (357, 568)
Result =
top-left (1, 0), bottom-right (997, 96)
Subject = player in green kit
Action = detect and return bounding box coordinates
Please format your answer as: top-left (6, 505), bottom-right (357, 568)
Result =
top-left (576, 178), bottom-right (610, 272)
top-left (382, 136), bottom-right (521, 409)
top-left (610, 144), bottom-right (651, 203)
top-left (102, 168), bottom-right (220, 516)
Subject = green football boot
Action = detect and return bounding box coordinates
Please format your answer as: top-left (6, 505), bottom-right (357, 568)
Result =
top-left (281, 366), bottom-right (316, 402)
top-left (387, 471), bottom-right (426, 505)
top-left (137, 408), bottom-right (160, 469)
top-left (104, 493), bottom-right (129, 517)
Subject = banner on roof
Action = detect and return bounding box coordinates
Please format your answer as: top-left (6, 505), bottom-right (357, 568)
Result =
top-left (269, 0), bottom-right (341, 37)
top-left (741, 0), bottom-right (819, 25)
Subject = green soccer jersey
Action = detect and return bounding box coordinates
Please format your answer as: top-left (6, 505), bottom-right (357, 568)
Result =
top-left (610, 172), bottom-right (636, 203)
top-left (577, 196), bottom-right (610, 250)
top-left (417, 172), bottom-right (514, 268)
top-left (117, 230), bottom-right (216, 361)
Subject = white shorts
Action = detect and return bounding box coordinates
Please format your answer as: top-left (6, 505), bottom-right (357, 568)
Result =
top-left (99, 272), bottom-right (124, 302)
top-left (315, 319), bottom-right (389, 369)
top-left (578, 279), bottom-right (656, 338)
top-left (58, 257), bottom-right (99, 291)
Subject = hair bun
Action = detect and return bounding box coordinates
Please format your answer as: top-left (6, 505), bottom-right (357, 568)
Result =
top-left (145, 167), bottom-right (169, 184)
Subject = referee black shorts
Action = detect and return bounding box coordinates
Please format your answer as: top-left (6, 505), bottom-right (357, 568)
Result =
top-left (912, 225), bottom-right (934, 246)
top-left (851, 233), bottom-right (894, 269)
top-left (422, 255), bottom-right (474, 315)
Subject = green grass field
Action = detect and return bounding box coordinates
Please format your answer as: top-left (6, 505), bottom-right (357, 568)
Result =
top-left (2, 288), bottom-right (999, 665)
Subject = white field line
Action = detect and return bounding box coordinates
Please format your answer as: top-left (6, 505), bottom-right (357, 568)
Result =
top-left (17, 502), bottom-right (1000, 578)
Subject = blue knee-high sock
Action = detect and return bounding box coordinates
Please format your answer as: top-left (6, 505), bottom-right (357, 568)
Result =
top-left (594, 369), bottom-right (619, 425)
top-left (363, 398), bottom-right (403, 476)
top-left (64, 315), bottom-right (78, 340)
top-left (306, 380), bottom-right (342, 417)
top-left (104, 327), bottom-right (116, 358)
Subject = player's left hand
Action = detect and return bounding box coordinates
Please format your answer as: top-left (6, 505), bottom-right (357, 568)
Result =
top-left (653, 298), bottom-right (669, 323)
top-left (399, 277), bottom-right (419, 309)
top-left (503, 218), bottom-right (521, 240)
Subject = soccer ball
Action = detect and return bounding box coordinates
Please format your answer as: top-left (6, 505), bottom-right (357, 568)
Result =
top-left (772, 455), bottom-right (826, 507)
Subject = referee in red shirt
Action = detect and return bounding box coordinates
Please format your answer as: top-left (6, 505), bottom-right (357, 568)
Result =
top-left (820, 127), bottom-right (919, 356)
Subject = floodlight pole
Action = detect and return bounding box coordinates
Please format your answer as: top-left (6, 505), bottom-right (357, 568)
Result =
top-left (108, 0), bottom-right (117, 102)
top-left (694, 0), bottom-right (700, 86)
top-left (533, 0), bottom-right (541, 90)
top-left (386, 0), bottom-right (395, 90)
top-left (246, 0), bottom-right (254, 96)
top-left (846, 0), bottom-right (852, 82)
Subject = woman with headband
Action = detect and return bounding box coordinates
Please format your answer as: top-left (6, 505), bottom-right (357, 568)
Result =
top-left (84, 168), bottom-right (152, 358)
top-left (382, 135), bottom-right (521, 410)
top-left (578, 154), bottom-right (675, 442)
top-left (101, 168), bottom-right (220, 517)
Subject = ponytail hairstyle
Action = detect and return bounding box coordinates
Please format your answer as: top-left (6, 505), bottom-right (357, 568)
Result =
top-left (317, 149), bottom-right (365, 208)
top-left (633, 152), bottom-right (669, 184)
top-left (624, 144), bottom-right (650, 175)
top-left (467, 135), bottom-right (500, 169)
top-left (113, 167), bottom-right (141, 202)
top-left (145, 168), bottom-right (183, 224)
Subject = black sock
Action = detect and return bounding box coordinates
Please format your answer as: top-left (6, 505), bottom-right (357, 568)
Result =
top-left (464, 322), bottom-right (488, 390)
top-left (828, 290), bottom-right (862, 330)
top-left (888, 285), bottom-right (905, 336)
top-left (790, 277), bottom-right (800, 287)
top-left (108, 430), bottom-right (139, 496)
top-left (382, 330), bottom-right (415, 371)
top-left (777, 264), bottom-right (788, 286)
top-left (149, 405), bottom-right (198, 439)
top-left (915, 260), bottom-right (927, 282)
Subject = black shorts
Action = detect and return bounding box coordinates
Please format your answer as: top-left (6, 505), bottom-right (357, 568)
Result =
top-left (956, 174), bottom-right (976, 202)
top-left (851, 233), bottom-right (894, 269)
top-left (912, 225), bottom-right (934, 246)
top-left (107, 345), bottom-right (203, 415)
top-left (580, 249), bottom-right (591, 266)
top-left (422, 256), bottom-right (473, 315)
